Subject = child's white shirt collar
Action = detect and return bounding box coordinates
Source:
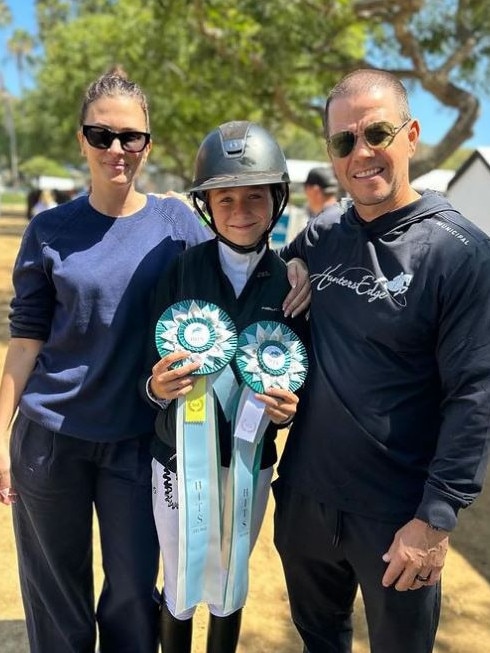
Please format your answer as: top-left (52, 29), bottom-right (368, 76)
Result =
top-left (218, 241), bottom-right (266, 297)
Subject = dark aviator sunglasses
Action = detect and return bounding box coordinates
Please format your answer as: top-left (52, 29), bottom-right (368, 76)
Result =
top-left (326, 119), bottom-right (411, 158)
top-left (82, 125), bottom-right (151, 153)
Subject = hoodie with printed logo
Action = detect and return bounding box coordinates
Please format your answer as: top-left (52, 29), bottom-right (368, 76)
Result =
top-left (278, 190), bottom-right (490, 531)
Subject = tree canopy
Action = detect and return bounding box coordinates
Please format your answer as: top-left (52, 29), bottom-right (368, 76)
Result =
top-left (2, 0), bottom-right (489, 182)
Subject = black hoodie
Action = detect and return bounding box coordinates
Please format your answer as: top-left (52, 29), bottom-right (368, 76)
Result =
top-left (279, 191), bottom-right (490, 531)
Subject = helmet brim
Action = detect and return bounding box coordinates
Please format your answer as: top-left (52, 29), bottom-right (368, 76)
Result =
top-left (188, 171), bottom-right (289, 194)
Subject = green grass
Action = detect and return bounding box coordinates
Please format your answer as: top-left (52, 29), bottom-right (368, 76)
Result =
top-left (1, 191), bottom-right (25, 205)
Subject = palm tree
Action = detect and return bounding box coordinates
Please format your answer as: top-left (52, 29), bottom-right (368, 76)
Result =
top-left (0, 1), bottom-right (11, 30)
top-left (0, 72), bottom-right (19, 186)
top-left (0, 0), bottom-right (18, 186)
top-left (7, 28), bottom-right (35, 95)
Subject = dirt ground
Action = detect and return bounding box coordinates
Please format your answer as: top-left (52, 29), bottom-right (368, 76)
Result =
top-left (1, 211), bottom-right (490, 652)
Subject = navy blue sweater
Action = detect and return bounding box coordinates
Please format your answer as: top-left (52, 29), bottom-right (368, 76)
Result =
top-left (279, 191), bottom-right (490, 531)
top-left (10, 194), bottom-right (210, 441)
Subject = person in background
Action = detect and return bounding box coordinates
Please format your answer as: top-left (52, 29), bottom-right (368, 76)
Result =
top-left (273, 68), bottom-right (490, 653)
top-left (31, 188), bottom-right (58, 217)
top-left (144, 120), bottom-right (309, 653)
top-left (0, 67), bottom-right (310, 653)
top-left (53, 188), bottom-right (75, 204)
top-left (303, 166), bottom-right (341, 224)
top-left (25, 188), bottom-right (41, 221)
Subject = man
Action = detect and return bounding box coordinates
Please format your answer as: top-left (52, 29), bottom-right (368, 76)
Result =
top-left (303, 166), bottom-right (341, 223)
top-left (273, 68), bottom-right (490, 653)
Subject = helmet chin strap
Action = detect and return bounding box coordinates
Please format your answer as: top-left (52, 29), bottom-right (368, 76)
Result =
top-left (192, 200), bottom-right (270, 253)
top-left (191, 184), bottom-right (289, 255)
top-left (216, 231), bottom-right (270, 254)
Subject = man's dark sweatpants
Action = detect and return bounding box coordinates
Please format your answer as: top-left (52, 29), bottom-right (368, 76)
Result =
top-left (273, 481), bottom-right (441, 653)
top-left (10, 413), bottom-right (160, 653)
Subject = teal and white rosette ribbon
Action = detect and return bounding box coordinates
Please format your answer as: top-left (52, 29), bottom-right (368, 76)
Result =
top-left (222, 321), bottom-right (308, 613)
top-left (155, 300), bottom-right (238, 615)
top-left (235, 321), bottom-right (308, 395)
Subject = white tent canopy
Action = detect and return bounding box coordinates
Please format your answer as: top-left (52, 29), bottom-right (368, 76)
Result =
top-left (286, 159), bottom-right (332, 184)
top-left (37, 175), bottom-right (76, 191)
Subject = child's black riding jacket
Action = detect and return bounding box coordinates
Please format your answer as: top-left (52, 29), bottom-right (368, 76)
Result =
top-left (143, 238), bottom-right (308, 471)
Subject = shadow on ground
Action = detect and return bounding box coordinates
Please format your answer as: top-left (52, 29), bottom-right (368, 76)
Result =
top-left (0, 620), bottom-right (28, 653)
top-left (0, 211), bottom-right (27, 238)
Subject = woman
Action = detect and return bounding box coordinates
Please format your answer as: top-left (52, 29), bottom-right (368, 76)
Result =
top-left (0, 70), bottom-right (309, 653)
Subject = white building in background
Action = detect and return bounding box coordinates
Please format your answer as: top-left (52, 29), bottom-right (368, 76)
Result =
top-left (412, 169), bottom-right (455, 194)
top-left (446, 148), bottom-right (490, 234)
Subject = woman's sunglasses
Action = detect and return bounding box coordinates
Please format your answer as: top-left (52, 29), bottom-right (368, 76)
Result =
top-left (82, 125), bottom-right (151, 153)
top-left (326, 119), bottom-right (411, 158)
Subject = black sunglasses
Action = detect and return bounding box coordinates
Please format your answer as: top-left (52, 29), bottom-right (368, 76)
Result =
top-left (326, 119), bottom-right (411, 158)
top-left (82, 125), bottom-right (151, 153)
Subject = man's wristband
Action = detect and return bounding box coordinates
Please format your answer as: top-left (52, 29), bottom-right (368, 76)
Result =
top-left (145, 377), bottom-right (171, 410)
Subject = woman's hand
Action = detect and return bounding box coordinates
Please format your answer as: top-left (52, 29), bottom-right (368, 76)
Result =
top-left (150, 351), bottom-right (201, 401)
top-left (255, 387), bottom-right (298, 425)
top-left (0, 337), bottom-right (43, 507)
top-left (0, 442), bottom-right (16, 506)
top-left (283, 258), bottom-right (311, 317)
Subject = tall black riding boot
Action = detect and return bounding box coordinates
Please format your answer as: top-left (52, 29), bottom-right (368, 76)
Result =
top-left (206, 609), bottom-right (242, 653)
top-left (159, 601), bottom-right (192, 653)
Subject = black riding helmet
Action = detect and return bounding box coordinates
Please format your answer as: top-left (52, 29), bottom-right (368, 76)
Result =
top-left (189, 120), bottom-right (290, 253)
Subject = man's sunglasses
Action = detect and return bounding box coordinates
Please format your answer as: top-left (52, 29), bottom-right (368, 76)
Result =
top-left (82, 125), bottom-right (151, 153)
top-left (326, 119), bottom-right (411, 158)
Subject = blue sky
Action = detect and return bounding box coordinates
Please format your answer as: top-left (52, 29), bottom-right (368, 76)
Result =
top-left (1, 0), bottom-right (489, 149)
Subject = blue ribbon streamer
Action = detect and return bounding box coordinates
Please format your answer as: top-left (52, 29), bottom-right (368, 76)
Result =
top-left (222, 385), bottom-right (269, 613)
top-left (175, 378), bottom-right (222, 614)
